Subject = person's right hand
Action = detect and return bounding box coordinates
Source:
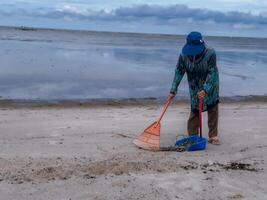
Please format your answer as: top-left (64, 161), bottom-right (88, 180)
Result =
top-left (169, 92), bottom-right (176, 99)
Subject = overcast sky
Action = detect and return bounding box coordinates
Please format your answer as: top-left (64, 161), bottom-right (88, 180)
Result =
top-left (0, 0), bottom-right (267, 37)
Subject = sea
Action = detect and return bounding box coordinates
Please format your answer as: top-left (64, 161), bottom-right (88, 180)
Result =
top-left (0, 26), bottom-right (267, 103)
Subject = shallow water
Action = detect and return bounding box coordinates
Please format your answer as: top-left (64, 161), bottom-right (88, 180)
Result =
top-left (0, 27), bottom-right (267, 100)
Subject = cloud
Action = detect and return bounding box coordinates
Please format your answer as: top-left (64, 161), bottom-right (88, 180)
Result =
top-left (0, 3), bottom-right (267, 37)
top-left (1, 4), bottom-right (266, 25)
top-left (261, 11), bottom-right (267, 17)
top-left (112, 5), bottom-right (267, 26)
top-left (232, 23), bottom-right (255, 29)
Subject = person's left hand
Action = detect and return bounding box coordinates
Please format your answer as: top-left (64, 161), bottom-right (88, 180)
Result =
top-left (198, 90), bottom-right (206, 99)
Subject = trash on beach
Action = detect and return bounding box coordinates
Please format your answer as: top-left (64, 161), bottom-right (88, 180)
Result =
top-left (175, 135), bottom-right (207, 151)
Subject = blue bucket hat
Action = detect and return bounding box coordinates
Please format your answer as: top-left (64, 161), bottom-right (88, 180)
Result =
top-left (182, 32), bottom-right (205, 56)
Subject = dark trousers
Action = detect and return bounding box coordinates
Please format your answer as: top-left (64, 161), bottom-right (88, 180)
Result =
top-left (187, 103), bottom-right (218, 138)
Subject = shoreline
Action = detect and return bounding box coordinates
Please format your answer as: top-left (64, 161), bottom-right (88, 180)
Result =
top-left (0, 95), bottom-right (267, 109)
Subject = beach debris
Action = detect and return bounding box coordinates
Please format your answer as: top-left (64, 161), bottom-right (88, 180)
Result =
top-left (160, 137), bottom-right (195, 152)
top-left (113, 133), bottom-right (132, 139)
top-left (0, 155), bottom-right (262, 184)
top-left (239, 147), bottom-right (249, 152)
top-left (201, 162), bottom-right (260, 172)
top-left (180, 163), bottom-right (198, 170)
top-left (83, 174), bottom-right (96, 179)
top-left (208, 160), bottom-right (214, 166)
top-left (228, 193), bottom-right (244, 199)
top-left (160, 145), bottom-right (187, 152)
top-left (223, 162), bottom-right (258, 172)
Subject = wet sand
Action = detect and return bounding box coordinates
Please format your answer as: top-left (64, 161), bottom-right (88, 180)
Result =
top-left (0, 102), bottom-right (267, 199)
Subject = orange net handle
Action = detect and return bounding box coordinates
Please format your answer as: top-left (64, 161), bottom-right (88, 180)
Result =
top-left (155, 96), bottom-right (174, 127)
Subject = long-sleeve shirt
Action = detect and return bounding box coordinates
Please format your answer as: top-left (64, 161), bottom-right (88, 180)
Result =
top-left (170, 48), bottom-right (219, 112)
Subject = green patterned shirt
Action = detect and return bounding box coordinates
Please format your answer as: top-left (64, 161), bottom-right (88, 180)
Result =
top-left (170, 48), bottom-right (219, 111)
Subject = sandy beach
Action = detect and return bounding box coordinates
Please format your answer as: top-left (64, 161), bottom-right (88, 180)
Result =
top-left (1, 1), bottom-right (267, 200)
top-left (0, 102), bottom-right (266, 200)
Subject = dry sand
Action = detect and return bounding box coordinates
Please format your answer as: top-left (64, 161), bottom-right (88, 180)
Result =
top-left (0, 102), bottom-right (266, 200)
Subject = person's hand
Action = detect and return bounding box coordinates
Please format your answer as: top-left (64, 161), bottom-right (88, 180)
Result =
top-left (169, 92), bottom-right (176, 99)
top-left (198, 90), bottom-right (206, 99)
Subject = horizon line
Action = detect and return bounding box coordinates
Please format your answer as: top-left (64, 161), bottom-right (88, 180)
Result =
top-left (1, 25), bottom-right (267, 40)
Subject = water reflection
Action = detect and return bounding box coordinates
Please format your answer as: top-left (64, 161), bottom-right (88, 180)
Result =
top-left (0, 28), bottom-right (267, 99)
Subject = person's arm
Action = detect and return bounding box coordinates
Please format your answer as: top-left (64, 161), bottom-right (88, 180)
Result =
top-left (203, 50), bottom-right (219, 95)
top-left (170, 55), bottom-right (186, 95)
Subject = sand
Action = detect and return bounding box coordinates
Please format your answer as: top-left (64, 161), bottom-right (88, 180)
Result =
top-left (0, 102), bottom-right (266, 200)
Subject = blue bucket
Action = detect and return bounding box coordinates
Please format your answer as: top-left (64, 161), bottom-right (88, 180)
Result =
top-left (175, 135), bottom-right (207, 151)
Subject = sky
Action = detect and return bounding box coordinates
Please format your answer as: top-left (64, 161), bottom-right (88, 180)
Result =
top-left (0, 0), bottom-right (267, 37)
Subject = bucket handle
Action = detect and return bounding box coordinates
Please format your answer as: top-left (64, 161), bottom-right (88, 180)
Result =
top-left (199, 97), bottom-right (203, 138)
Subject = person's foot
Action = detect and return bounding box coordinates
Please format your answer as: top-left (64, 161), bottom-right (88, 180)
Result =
top-left (208, 136), bottom-right (221, 145)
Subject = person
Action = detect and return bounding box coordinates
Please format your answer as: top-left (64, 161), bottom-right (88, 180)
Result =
top-left (169, 31), bottom-right (220, 145)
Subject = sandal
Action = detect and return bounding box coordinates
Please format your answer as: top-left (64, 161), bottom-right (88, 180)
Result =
top-left (208, 136), bottom-right (221, 145)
